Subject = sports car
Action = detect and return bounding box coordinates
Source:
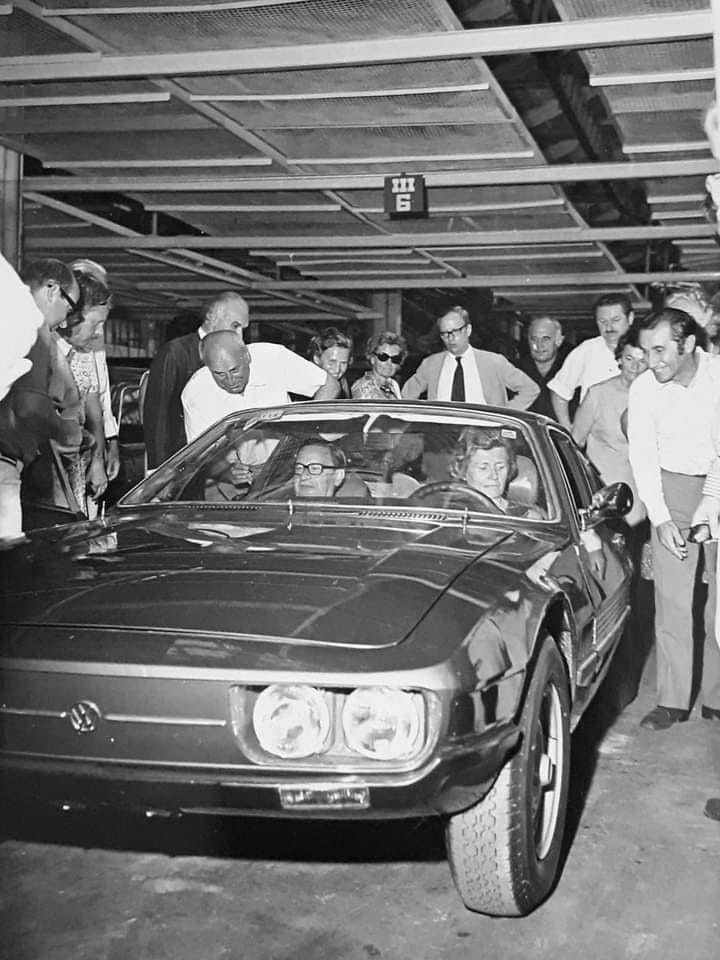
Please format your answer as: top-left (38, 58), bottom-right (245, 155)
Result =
top-left (0, 400), bottom-right (633, 916)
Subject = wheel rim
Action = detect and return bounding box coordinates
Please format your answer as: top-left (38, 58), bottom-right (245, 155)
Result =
top-left (531, 682), bottom-right (565, 861)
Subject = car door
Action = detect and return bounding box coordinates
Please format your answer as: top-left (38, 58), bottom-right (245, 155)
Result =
top-left (547, 428), bottom-right (632, 700)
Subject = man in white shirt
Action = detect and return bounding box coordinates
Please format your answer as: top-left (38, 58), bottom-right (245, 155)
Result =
top-left (182, 331), bottom-right (339, 442)
top-left (628, 307), bottom-right (720, 731)
top-left (549, 293), bottom-right (634, 429)
top-left (0, 253), bottom-right (43, 402)
top-left (401, 306), bottom-right (538, 409)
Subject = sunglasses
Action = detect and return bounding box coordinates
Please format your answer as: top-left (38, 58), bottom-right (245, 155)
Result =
top-left (57, 285), bottom-right (80, 313)
top-left (374, 352), bottom-right (402, 365)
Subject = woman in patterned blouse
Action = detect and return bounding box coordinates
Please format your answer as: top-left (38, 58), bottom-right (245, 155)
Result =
top-left (59, 272), bottom-right (113, 513)
top-left (351, 331), bottom-right (407, 400)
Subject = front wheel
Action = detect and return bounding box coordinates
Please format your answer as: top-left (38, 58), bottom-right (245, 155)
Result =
top-left (445, 635), bottom-right (571, 916)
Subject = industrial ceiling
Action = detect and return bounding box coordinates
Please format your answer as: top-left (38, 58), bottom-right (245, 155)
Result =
top-left (2, 0), bottom-right (719, 340)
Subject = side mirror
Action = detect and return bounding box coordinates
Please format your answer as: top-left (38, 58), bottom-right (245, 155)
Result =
top-left (579, 482), bottom-right (633, 530)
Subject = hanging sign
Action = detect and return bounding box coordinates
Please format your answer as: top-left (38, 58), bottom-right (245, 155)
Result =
top-left (384, 174), bottom-right (427, 219)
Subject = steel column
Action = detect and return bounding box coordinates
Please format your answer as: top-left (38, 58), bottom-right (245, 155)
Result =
top-left (0, 146), bottom-right (22, 270)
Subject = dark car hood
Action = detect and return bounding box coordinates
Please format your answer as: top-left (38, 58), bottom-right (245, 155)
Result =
top-left (0, 509), bottom-right (562, 664)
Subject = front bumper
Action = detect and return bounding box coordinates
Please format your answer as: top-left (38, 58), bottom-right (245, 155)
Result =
top-left (0, 721), bottom-right (520, 820)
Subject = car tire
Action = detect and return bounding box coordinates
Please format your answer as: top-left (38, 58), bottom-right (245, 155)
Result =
top-left (445, 634), bottom-right (571, 916)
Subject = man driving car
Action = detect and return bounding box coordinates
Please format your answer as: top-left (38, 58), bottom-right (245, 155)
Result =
top-left (292, 442), bottom-right (346, 498)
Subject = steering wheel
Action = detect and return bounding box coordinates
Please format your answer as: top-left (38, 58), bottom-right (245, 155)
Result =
top-left (407, 480), bottom-right (503, 513)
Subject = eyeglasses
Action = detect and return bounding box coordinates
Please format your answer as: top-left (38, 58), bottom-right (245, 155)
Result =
top-left (374, 352), bottom-right (402, 365)
top-left (294, 462), bottom-right (337, 477)
top-left (439, 323), bottom-right (468, 340)
top-left (58, 285), bottom-right (80, 313)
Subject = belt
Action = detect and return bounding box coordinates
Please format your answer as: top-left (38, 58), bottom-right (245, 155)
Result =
top-left (660, 469), bottom-right (706, 479)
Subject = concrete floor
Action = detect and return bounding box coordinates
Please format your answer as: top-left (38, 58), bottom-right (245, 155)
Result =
top-left (1, 654), bottom-right (719, 960)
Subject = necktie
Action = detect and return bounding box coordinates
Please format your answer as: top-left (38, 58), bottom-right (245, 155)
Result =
top-left (451, 356), bottom-right (465, 402)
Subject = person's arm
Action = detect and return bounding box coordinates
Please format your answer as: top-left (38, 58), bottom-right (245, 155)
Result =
top-left (83, 391), bottom-right (108, 501)
top-left (93, 351), bottom-right (120, 481)
top-left (692, 395), bottom-right (720, 535)
top-left (498, 355), bottom-right (540, 410)
top-left (571, 388), bottom-right (597, 448)
top-left (275, 345), bottom-right (339, 399)
top-left (401, 360), bottom-right (429, 399)
top-left (547, 345), bottom-right (584, 430)
top-left (551, 394), bottom-right (572, 431)
top-left (312, 372), bottom-right (340, 400)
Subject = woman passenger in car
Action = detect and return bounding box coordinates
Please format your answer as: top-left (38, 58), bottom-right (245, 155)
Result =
top-left (451, 427), bottom-right (543, 518)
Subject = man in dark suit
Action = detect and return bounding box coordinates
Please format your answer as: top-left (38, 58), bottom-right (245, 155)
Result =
top-left (401, 306), bottom-right (539, 409)
top-left (517, 315), bottom-right (568, 420)
top-left (143, 292), bottom-right (249, 470)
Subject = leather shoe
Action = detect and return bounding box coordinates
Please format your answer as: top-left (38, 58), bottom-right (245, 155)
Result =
top-left (704, 798), bottom-right (720, 821)
top-left (700, 705), bottom-right (720, 720)
top-left (639, 705), bottom-right (689, 730)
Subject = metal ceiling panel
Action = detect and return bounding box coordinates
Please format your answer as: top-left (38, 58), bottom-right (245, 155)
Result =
top-left (213, 90), bottom-right (508, 129)
top-left (4, 0), bottom-right (718, 332)
top-left (583, 39), bottom-right (712, 77)
top-left (555, 0), bottom-right (706, 17)
top-left (61, 0), bottom-right (448, 55)
top-left (256, 123), bottom-right (534, 163)
top-left (602, 80), bottom-right (714, 114)
top-left (180, 59), bottom-right (492, 97)
top-left (0, 9), bottom-right (80, 57)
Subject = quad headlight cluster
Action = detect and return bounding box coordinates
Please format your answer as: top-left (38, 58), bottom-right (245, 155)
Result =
top-left (244, 683), bottom-right (431, 762)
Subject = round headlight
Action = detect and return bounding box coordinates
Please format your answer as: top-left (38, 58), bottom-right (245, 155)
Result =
top-left (253, 684), bottom-right (331, 759)
top-left (342, 687), bottom-right (422, 760)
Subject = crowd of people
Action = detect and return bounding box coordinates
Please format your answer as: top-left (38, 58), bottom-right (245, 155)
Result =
top-left (2, 247), bottom-right (720, 820)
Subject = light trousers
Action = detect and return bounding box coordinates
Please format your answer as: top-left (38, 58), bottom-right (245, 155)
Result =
top-left (652, 471), bottom-right (720, 710)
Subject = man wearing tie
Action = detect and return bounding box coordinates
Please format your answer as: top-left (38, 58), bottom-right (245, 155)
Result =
top-left (402, 306), bottom-right (539, 409)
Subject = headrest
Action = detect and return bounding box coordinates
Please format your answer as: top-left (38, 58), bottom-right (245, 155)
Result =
top-left (507, 455), bottom-right (539, 507)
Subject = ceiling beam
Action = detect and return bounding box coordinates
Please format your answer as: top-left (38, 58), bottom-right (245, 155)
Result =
top-left (232, 271), bottom-right (720, 291)
top-left (43, 0), bottom-right (317, 13)
top-left (23, 158), bottom-right (720, 193)
top-left (0, 92), bottom-right (171, 107)
top-left (0, 12), bottom-right (711, 82)
top-left (24, 224), bottom-right (718, 251)
top-left (188, 83), bottom-right (491, 102)
top-left (590, 68), bottom-right (713, 87)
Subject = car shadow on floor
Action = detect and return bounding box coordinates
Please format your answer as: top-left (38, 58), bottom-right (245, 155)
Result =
top-left (561, 577), bottom-right (656, 868)
top-left (0, 801), bottom-right (447, 865)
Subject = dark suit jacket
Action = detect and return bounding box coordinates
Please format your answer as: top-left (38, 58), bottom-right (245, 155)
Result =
top-left (401, 347), bottom-right (540, 409)
top-left (143, 331), bottom-right (202, 469)
top-left (516, 348), bottom-right (570, 420)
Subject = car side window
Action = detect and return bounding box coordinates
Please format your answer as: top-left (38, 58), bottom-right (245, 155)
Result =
top-left (548, 430), bottom-right (593, 511)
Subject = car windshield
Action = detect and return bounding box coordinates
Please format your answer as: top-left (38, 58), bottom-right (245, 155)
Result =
top-left (122, 405), bottom-right (552, 520)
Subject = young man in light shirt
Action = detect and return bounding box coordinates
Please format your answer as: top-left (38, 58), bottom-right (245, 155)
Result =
top-left (549, 292), bottom-right (634, 429)
top-left (627, 307), bottom-right (720, 732)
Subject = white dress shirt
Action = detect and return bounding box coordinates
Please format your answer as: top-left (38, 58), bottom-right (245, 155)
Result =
top-left (436, 349), bottom-right (486, 403)
top-left (547, 336), bottom-right (619, 403)
top-left (628, 351), bottom-right (720, 526)
top-left (91, 350), bottom-right (119, 439)
top-left (0, 253), bottom-right (43, 401)
top-left (182, 342), bottom-right (326, 441)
